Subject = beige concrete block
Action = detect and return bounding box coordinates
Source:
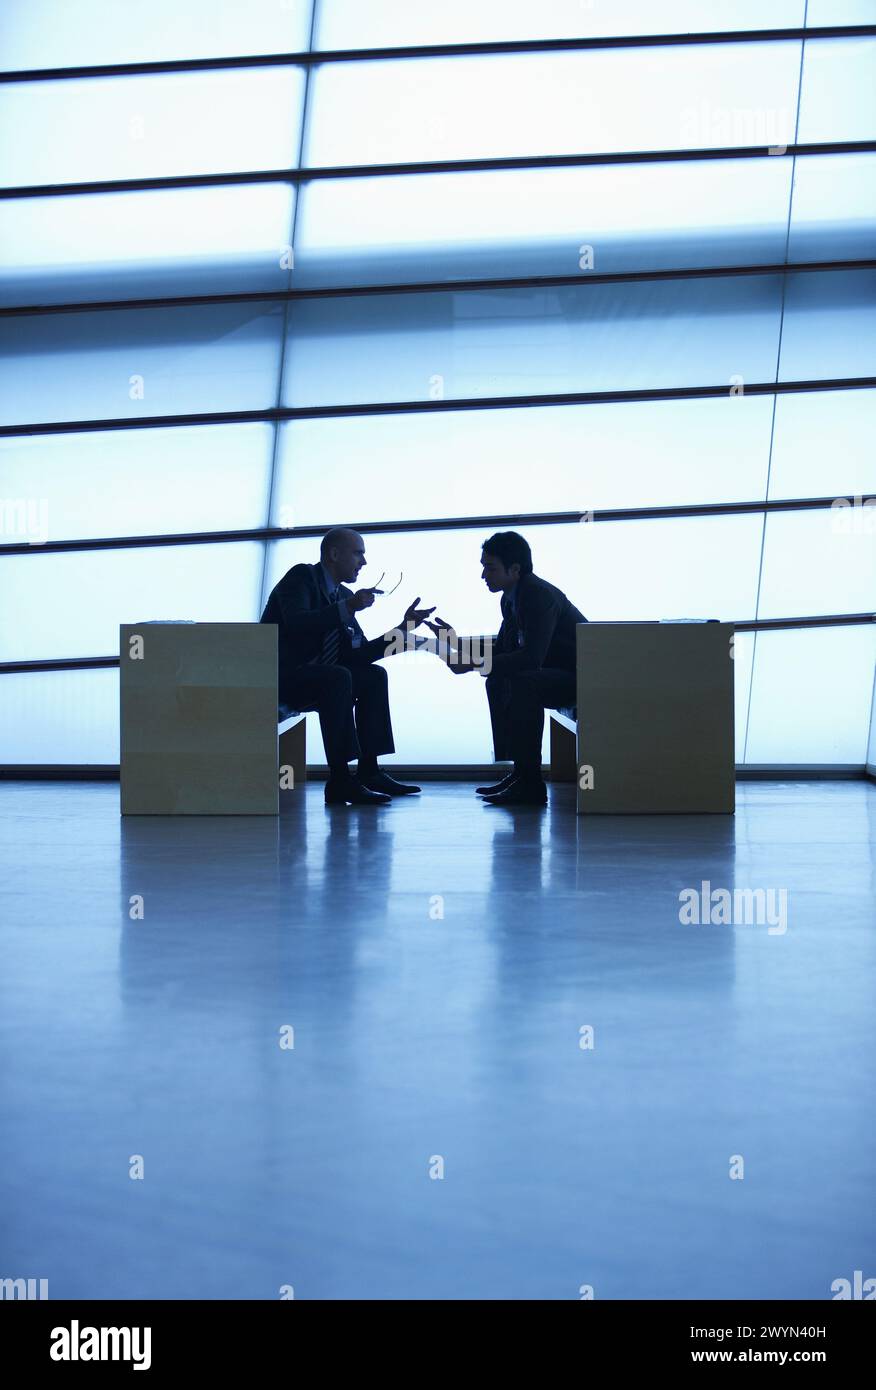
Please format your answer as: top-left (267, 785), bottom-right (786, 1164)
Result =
top-left (576, 623), bottom-right (735, 814)
top-left (120, 623), bottom-right (278, 815)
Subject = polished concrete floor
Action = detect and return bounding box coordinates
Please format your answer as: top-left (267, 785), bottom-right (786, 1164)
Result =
top-left (1, 778), bottom-right (874, 1301)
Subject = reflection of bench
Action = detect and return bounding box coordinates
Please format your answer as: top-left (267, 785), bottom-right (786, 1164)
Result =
top-left (278, 704), bottom-right (306, 790)
top-left (548, 623), bottom-right (735, 814)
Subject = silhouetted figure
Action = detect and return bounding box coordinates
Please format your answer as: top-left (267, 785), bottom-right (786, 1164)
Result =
top-left (260, 527), bottom-right (434, 805)
top-left (429, 531), bottom-right (586, 806)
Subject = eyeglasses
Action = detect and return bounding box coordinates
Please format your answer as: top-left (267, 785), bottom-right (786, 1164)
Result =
top-left (369, 571), bottom-right (403, 596)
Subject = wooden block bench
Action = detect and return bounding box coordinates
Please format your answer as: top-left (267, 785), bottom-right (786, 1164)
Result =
top-left (120, 622), bottom-right (280, 815)
top-left (548, 622), bottom-right (735, 814)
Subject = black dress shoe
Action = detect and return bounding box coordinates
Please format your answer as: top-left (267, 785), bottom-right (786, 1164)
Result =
top-left (360, 770), bottom-right (421, 796)
top-left (325, 775), bottom-right (391, 806)
top-left (482, 777), bottom-right (548, 807)
top-left (476, 771), bottom-right (518, 796)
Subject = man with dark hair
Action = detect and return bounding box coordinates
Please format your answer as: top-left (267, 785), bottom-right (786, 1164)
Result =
top-left (428, 530), bottom-right (586, 806)
top-left (260, 528), bottom-right (434, 806)
top-left (477, 529), bottom-right (534, 576)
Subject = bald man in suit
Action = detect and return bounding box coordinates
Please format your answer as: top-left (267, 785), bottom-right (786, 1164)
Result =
top-left (260, 528), bottom-right (434, 805)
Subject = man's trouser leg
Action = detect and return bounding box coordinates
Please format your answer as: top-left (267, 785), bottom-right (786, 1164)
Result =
top-left (485, 672), bottom-right (513, 762)
top-left (348, 663), bottom-right (395, 760)
top-left (507, 669), bottom-right (577, 775)
top-left (283, 665), bottom-right (359, 770)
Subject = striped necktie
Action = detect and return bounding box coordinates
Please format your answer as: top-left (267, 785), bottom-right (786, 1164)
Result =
top-left (505, 595), bottom-right (520, 648)
top-left (313, 588), bottom-right (342, 666)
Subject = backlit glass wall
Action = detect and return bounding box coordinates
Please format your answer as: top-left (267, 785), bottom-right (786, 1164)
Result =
top-left (1, 1), bottom-right (874, 766)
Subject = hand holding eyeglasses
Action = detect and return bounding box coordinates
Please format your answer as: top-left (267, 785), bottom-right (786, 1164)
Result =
top-left (347, 572), bottom-right (434, 631)
top-left (346, 570), bottom-right (401, 613)
top-left (360, 569), bottom-right (435, 627)
top-left (365, 570), bottom-right (403, 597)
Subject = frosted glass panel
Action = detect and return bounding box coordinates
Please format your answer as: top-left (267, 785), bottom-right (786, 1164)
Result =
top-left (0, 543), bottom-right (265, 662)
top-left (0, 668), bottom-right (119, 764)
top-left (263, 530), bottom-right (508, 634)
top-left (275, 396), bottom-right (774, 525)
top-left (264, 520), bottom-right (761, 627)
top-left (578, 515), bottom-right (763, 621)
top-left (0, 425), bottom-right (273, 542)
top-left (2, 1), bottom-right (872, 770)
top-left (798, 39), bottom-right (876, 145)
top-left (778, 271), bottom-right (876, 383)
top-left (756, 510), bottom-right (876, 619)
top-left (317, 1), bottom-right (804, 48)
top-left (0, 0), bottom-right (313, 70)
top-left (0, 185), bottom-right (297, 307)
top-left (768, 390), bottom-right (876, 499)
top-left (807, 0), bottom-right (876, 20)
top-left (304, 45), bottom-right (801, 166)
top-left (0, 304), bottom-right (284, 425)
top-left (788, 155), bottom-right (876, 264)
top-left (745, 625), bottom-right (876, 762)
top-left (282, 277), bottom-right (784, 407)
top-left (294, 159), bottom-right (794, 287)
top-left (0, 69), bottom-right (305, 187)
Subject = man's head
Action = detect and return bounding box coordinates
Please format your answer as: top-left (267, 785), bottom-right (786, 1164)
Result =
top-left (480, 531), bottom-right (533, 593)
top-left (320, 527), bottom-right (366, 585)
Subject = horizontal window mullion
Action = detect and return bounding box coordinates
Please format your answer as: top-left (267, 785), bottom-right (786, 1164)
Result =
top-left (0, 496), bottom-right (870, 560)
top-left (2, 258), bottom-right (875, 319)
top-left (2, 377), bottom-right (875, 438)
top-left (3, 141), bottom-right (876, 200)
top-left (2, 25), bottom-right (875, 84)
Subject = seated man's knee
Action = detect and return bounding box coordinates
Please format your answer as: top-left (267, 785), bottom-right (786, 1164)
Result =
top-left (508, 671), bottom-right (544, 706)
top-left (356, 662), bottom-right (388, 689)
top-left (318, 665), bottom-right (354, 703)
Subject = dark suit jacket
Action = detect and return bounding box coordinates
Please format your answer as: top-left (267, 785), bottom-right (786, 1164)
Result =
top-left (491, 571), bottom-right (587, 677)
top-left (260, 562), bottom-right (387, 692)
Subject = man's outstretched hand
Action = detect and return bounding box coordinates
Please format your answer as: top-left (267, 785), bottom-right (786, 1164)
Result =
top-left (401, 597), bottom-right (436, 629)
top-left (424, 615), bottom-right (458, 649)
top-left (425, 616), bottom-right (477, 673)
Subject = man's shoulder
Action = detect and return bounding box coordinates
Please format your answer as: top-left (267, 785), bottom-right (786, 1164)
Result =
top-left (524, 571), bottom-right (562, 603)
top-left (260, 562), bottom-right (317, 621)
top-left (525, 571), bottom-right (586, 619)
top-left (277, 561), bottom-right (318, 588)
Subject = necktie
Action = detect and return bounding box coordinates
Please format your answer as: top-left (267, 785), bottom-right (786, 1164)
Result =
top-left (505, 598), bottom-right (519, 649)
top-left (314, 589), bottom-right (341, 666)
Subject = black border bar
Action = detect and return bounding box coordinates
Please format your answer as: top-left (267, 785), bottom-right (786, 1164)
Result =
top-left (2, 613), bottom-right (872, 677)
top-left (0, 495), bottom-right (869, 560)
top-left (1, 1302), bottom-right (870, 1373)
top-left (2, 24), bottom-right (875, 83)
top-left (2, 376), bottom-right (874, 439)
top-left (3, 257), bottom-right (875, 319)
top-left (3, 141), bottom-right (876, 200)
